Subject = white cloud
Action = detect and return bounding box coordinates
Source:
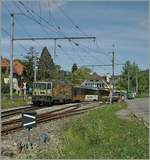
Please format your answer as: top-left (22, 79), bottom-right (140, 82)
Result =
top-left (39, 0), bottom-right (65, 12)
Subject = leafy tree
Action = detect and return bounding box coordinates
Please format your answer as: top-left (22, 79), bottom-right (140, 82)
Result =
top-left (1, 72), bottom-right (9, 94)
top-left (118, 60), bottom-right (148, 95)
top-left (138, 69), bottom-right (149, 94)
top-left (72, 63), bottom-right (78, 73)
top-left (37, 47), bottom-right (58, 80)
top-left (69, 67), bottom-right (91, 85)
top-left (118, 60), bottom-right (139, 91)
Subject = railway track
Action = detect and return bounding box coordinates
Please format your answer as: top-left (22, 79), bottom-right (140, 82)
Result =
top-left (1, 102), bottom-right (82, 119)
top-left (2, 102), bottom-right (100, 136)
top-left (1, 105), bottom-right (39, 119)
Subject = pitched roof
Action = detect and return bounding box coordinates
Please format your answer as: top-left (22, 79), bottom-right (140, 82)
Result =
top-left (1, 57), bottom-right (26, 75)
top-left (89, 72), bottom-right (106, 81)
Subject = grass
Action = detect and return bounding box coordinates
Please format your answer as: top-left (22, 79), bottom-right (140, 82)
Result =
top-left (135, 93), bottom-right (149, 98)
top-left (2, 96), bottom-right (32, 109)
top-left (26, 103), bottom-right (149, 159)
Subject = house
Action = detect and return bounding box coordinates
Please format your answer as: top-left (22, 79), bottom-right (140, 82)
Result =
top-left (81, 72), bottom-right (110, 90)
top-left (1, 57), bottom-right (26, 76)
top-left (1, 58), bottom-right (10, 73)
top-left (1, 57), bottom-right (26, 94)
top-left (13, 59), bottom-right (26, 76)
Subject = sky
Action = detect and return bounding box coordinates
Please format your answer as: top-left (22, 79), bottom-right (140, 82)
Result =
top-left (2, 0), bottom-right (149, 75)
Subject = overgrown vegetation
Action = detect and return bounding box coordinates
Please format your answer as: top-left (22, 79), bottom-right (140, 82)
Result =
top-left (116, 60), bottom-right (149, 95)
top-left (33, 103), bottom-right (148, 159)
top-left (2, 96), bottom-right (31, 109)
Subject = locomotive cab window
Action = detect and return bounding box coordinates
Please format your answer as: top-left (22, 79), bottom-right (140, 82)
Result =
top-left (47, 83), bottom-right (51, 89)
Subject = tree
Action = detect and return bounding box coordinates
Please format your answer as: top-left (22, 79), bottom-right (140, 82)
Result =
top-left (69, 67), bottom-right (91, 85)
top-left (119, 60), bottom-right (139, 92)
top-left (37, 47), bottom-right (58, 80)
top-left (118, 60), bottom-right (148, 95)
top-left (138, 69), bottom-right (149, 94)
top-left (22, 47), bottom-right (38, 86)
top-left (72, 63), bottom-right (78, 73)
top-left (1, 72), bottom-right (9, 94)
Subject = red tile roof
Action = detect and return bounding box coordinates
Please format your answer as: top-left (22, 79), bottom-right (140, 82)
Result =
top-left (1, 58), bottom-right (26, 75)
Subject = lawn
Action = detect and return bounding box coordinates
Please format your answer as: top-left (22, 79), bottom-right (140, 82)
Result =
top-left (2, 96), bottom-right (32, 109)
top-left (27, 103), bottom-right (149, 159)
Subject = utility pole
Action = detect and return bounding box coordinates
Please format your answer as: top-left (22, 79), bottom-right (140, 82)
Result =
top-left (136, 69), bottom-right (138, 94)
top-left (10, 13), bottom-right (14, 99)
top-left (112, 44), bottom-right (115, 91)
top-left (33, 50), bottom-right (37, 82)
top-left (110, 44), bottom-right (115, 104)
top-left (54, 39), bottom-right (57, 58)
top-left (127, 68), bottom-right (130, 92)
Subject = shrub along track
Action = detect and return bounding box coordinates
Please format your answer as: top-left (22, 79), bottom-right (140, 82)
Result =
top-left (2, 102), bottom-right (101, 136)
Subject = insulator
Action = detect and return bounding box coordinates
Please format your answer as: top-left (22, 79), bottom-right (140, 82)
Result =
top-left (75, 25), bottom-right (79, 29)
top-left (57, 44), bottom-right (61, 48)
top-left (74, 43), bottom-right (79, 46)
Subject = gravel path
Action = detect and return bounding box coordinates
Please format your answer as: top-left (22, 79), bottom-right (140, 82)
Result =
top-left (116, 98), bottom-right (149, 123)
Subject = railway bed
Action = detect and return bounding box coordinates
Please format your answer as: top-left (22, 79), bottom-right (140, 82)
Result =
top-left (2, 102), bottom-right (101, 136)
top-left (1, 102), bottom-right (84, 120)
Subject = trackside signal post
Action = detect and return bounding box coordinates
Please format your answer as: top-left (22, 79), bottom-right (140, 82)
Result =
top-left (22, 112), bottom-right (37, 148)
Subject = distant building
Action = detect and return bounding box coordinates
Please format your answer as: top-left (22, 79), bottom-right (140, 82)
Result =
top-left (1, 58), bottom-right (10, 73)
top-left (13, 59), bottom-right (26, 76)
top-left (81, 72), bottom-right (110, 90)
top-left (1, 57), bottom-right (26, 94)
top-left (1, 57), bottom-right (26, 76)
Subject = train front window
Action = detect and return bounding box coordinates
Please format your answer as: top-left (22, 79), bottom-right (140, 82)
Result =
top-left (40, 83), bottom-right (46, 90)
top-left (33, 83), bottom-right (46, 89)
top-left (47, 83), bottom-right (51, 89)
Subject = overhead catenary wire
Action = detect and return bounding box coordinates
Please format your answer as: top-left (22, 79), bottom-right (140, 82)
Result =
top-left (4, 3), bottom-right (45, 53)
top-left (68, 39), bottom-right (86, 64)
top-left (15, 2), bottom-right (100, 65)
top-left (15, 3), bottom-right (58, 36)
top-left (54, 1), bottom-right (89, 37)
top-left (5, 1), bottom-right (124, 71)
top-left (2, 27), bottom-right (30, 53)
top-left (18, 1), bottom-right (66, 36)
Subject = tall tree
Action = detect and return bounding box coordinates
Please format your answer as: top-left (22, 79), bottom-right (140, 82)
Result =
top-left (72, 63), bottom-right (78, 73)
top-left (37, 47), bottom-right (58, 80)
top-left (22, 47), bottom-right (38, 86)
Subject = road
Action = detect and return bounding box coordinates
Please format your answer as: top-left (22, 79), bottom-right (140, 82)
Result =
top-left (127, 98), bottom-right (149, 123)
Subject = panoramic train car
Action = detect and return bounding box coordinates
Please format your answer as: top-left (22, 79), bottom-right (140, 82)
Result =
top-left (98, 89), bottom-right (110, 102)
top-left (72, 86), bottom-right (99, 102)
top-left (98, 89), bottom-right (125, 103)
top-left (32, 81), bottom-right (72, 106)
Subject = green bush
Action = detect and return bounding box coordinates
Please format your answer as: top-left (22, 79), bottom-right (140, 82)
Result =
top-left (2, 83), bottom-right (9, 93)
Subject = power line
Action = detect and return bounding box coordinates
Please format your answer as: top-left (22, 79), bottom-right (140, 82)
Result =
top-left (15, 3), bottom-right (57, 36)
top-left (2, 27), bottom-right (29, 52)
top-left (4, 3), bottom-right (44, 52)
top-left (18, 1), bottom-right (64, 36)
top-left (54, 1), bottom-right (88, 37)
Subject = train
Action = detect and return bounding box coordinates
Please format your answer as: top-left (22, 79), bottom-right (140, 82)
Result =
top-left (32, 80), bottom-right (124, 106)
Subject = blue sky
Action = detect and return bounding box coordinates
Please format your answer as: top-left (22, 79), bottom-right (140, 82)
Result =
top-left (2, 0), bottom-right (148, 75)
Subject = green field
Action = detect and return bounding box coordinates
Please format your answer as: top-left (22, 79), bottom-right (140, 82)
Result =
top-left (2, 96), bottom-right (32, 109)
top-left (27, 103), bottom-right (149, 159)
